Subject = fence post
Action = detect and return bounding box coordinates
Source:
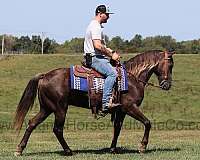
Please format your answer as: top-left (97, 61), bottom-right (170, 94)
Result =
top-left (1, 35), bottom-right (4, 55)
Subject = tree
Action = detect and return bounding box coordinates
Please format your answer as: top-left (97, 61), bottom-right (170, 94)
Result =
top-left (129, 34), bottom-right (143, 52)
top-left (154, 35), bottom-right (177, 50)
top-left (14, 36), bottom-right (31, 53)
top-left (130, 34), bottom-right (143, 47)
top-left (68, 38), bottom-right (84, 53)
top-left (30, 35), bottom-right (42, 53)
top-left (108, 36), bottom-right (124, 51)
top-left (142, 35), bottom-right (177, 52)
top-left (61, 40), bottom-right (72, 53)
top-left (0, 35), bottom-right (17, 53)
top-left (43, 38), bottom-right (58, 54)
top-left (142, 37), bottom-right (161, 51)
top-left (191, 40), bottom-right (200, 54)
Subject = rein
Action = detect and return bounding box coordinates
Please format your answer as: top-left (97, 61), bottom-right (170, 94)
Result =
top-left (126, 71), bottom-right (161, 88)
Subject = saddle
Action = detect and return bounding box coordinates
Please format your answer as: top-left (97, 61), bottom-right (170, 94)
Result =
top-left (73, 63), bottom-right (122, 117)
top-left (74, 58), bottom-right (122, 79)
top-left (73, 65), bottom-right (104, 78)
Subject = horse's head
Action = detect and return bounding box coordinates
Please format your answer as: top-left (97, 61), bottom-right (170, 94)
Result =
top-left (154, 49), bottom-right (175, 90)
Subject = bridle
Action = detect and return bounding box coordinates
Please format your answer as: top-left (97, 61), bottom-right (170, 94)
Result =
top-left (158, 50), bottom-right (174, 90)
top-left (127, 71), bottom-right (161, 88)
top-left (163, 50), bottom-right (172, 80)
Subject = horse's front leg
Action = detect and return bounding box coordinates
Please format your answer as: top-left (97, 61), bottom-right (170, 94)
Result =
top-left (126, 104), bottom-right (151, 153)
top-left (110, 110), bottom-right (126, 154)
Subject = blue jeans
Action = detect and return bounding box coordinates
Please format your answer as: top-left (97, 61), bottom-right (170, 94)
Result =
top-left (91, 55), bottom-right (117, 108)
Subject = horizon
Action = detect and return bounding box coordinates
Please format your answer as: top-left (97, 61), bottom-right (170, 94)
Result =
top-left (1, 33), bottom-right (200, 45)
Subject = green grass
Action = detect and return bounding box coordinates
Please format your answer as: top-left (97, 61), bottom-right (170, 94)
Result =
top-left (0, 53), bottom-right (200, 159)
top-left (1, 130), bottom-right (200, 160)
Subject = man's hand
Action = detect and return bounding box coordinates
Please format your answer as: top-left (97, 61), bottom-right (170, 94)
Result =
top-left (106, 48), bottom-right (113, 53)
top-left (112, 52), bottom-right (120, 61)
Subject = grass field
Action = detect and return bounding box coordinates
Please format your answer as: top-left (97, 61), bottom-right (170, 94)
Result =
top-left (0, 53), bottom-right (200, 159)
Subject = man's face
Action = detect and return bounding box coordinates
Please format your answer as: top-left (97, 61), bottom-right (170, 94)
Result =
top-left (100, 13), bottom-right (110, 23)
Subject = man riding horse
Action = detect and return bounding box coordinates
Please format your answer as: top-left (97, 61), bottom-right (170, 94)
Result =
top-left (13, 4), bottom-right (175, 157)
top-left (84, 5), bottom-right (121, 114)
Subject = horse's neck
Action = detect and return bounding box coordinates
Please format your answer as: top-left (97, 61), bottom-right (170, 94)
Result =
top-left (128, 61), bottom-right (157, 85)
top-left (126, 52), bottom-right (160, 86)
top-left (138, 68), bottom-right (154, 84)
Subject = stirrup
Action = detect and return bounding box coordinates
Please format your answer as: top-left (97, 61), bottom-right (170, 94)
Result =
top-left (97, 112), bottom-right (109, 120)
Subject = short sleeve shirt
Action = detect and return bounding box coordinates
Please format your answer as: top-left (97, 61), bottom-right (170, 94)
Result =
top-left (84, 19), bottom-right (104, 56)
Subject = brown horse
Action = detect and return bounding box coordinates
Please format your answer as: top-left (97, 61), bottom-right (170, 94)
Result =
top-left (13, 50), bottom-right (174, 156)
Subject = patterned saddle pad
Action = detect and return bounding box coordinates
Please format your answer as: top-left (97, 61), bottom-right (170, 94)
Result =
top-left (70, 65), bottom-right (128, 92)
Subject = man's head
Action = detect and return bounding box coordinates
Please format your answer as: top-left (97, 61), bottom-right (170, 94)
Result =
top-left (95, 5), bottom-right (114, 23)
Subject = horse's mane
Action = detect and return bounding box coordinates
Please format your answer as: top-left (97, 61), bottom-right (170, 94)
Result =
top-left (124, 50), bottom-right (163, 78)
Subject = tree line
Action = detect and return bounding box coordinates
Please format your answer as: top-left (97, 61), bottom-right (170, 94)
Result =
top-left (0, 35), bottom-right (58, 54)
top-left (1, 34), bottom-right (200, 54)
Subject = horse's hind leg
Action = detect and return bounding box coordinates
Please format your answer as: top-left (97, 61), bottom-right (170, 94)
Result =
top-left (53, 108), bottom-right (72, 156)
top-left (126, 104), bottom-right (151, 153)
top-left (15, 108), bottom-right (51, 156)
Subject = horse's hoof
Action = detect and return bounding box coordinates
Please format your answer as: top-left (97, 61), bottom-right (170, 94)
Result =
top-left (14, 146), bottom-right (23, 156)
top-left (138, 144), bottom-right (147, 154)
top-left (110, 148), bottom-right (120, 154)
top-left (14, 151), bottom-right (22, 156)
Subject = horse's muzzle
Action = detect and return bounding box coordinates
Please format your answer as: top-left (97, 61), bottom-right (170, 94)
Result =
top-left (160, 80), bottom-right (171, 90)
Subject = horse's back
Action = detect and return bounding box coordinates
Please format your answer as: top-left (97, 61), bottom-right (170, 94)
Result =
top-left (38, 68), bottom-right (70, 101)
top-left (38, 67), bottom-right (90, 108)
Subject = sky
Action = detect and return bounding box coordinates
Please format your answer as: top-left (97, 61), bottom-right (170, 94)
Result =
top-left (0, 0), bottom-right (200, 43)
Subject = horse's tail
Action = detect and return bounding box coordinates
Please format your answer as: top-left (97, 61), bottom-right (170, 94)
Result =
top-left (13, 73), bottom-right (44, 132)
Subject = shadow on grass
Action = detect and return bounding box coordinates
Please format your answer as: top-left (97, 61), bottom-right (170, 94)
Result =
top-left (25, 147), bottom-right (181, 156)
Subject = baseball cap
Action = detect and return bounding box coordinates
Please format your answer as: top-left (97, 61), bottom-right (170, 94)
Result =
top-left (95, 5), bottom-right (114, 14)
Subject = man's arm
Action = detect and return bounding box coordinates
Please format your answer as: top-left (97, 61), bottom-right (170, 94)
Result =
top-left (93, 39), bottom-right (113, 57)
